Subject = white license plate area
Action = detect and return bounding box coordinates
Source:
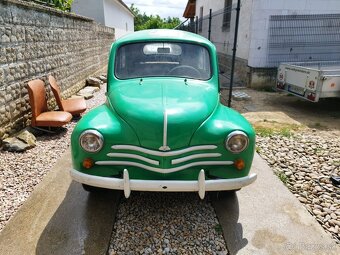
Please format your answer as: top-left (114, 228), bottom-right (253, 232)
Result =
top-left (288, 85), bottom-right (305, 96)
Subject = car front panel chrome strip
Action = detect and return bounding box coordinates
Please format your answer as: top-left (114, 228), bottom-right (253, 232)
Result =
top-left (159, 110), bottom-right (170, 151)
top-left (111, 145), bottom-right (217, 157)
top-left (95, 160), bottom-right (233, 174)
top-left (172, 153), bottom-right (221, 165)
top-left (107, 153), bottom-right (159, 166)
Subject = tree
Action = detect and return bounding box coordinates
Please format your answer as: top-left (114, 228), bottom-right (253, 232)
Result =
top-left (130, 4), bottom-right (181, 31)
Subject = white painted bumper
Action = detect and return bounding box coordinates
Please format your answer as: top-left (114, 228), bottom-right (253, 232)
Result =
top-left (70, 168), bottom-right (257, 199)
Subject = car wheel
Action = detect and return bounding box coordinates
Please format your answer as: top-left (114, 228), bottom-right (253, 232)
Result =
top-left (208, 190), bottom-right (240, 200)
top-left (82, 184), bottom-right (104, 193)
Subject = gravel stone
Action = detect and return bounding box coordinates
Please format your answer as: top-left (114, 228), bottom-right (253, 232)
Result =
top-left (107, 192), bottom-right (228, 254)
top-left (0, 86), bottom-right (106, 232)
top-left (256, 130), bottom-right (340, 244)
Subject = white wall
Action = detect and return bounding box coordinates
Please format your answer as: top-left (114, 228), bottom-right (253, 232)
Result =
top-left (103, 0), bottom-right (134, 39)
top-left (72, 0), bottom-right (105, 24)
top-left (195, 0), bottom-right (252, 60)
top-left (248, 0), bottom-right (340, 67)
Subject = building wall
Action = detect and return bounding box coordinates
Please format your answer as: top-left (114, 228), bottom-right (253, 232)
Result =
top-left (248, 0), bottom-right (340, 68)
top-left (0, 0), bottom-right (115, 139)
top-left (103, 0), bottom-right (134, 39)
top-left (195, 0), bottom-right (253, 87)
top-left (195, 0), bottom-right (252, 60)
top-left (72, 0), bottom-right (105, 24)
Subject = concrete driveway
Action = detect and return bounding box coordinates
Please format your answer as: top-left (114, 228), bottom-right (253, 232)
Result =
top-left (0, 150), bottom-right (120, 255)
top-left (0, 151), bottom-right (338, 254)
top-left (213, 154), bottom-right (339, 255)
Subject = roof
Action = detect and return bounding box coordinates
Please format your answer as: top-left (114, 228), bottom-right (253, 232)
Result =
top-left (183, 0), bottom-right (196, 18)
top-left (116, 0), bottom-right (135, 16)
top-left (115, 29), bottom-right (214, 47)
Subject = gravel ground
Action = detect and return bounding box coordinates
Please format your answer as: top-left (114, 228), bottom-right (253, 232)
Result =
top-left (0, 86), bottom-right (106, 232)
top-left (256, 130), bottom-right (340, 244)
top-left (108, 192), bottom-right (227, 255)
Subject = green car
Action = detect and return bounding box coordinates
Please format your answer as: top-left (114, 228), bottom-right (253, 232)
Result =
top-left (70, 29), bottom-right (257, 199)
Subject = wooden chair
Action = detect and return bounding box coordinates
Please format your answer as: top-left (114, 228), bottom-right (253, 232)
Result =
top-left (48, 76), bottom-right (87, 116)
top-left (27, 79), bottom-right (72, 129)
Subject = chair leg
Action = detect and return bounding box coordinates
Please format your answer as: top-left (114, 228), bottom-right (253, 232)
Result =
top-left (31, 126), bottom-right (56, 134)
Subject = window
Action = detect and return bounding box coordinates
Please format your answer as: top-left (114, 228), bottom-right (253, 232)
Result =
top-left (199, 6), bottom-right (203, 32)
top-left (223, 0), bottom-right (233, 31)
top-left (115, 42), bottom-right (211, 80)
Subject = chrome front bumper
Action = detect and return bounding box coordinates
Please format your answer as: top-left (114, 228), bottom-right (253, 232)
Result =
top-left (70, 168), bottom-right (257, 199)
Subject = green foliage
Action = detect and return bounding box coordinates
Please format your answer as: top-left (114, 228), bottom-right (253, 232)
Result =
top-left (255, 127), bottom-right (275, 137)
top-left (27, 0), bottom-right (73, 12)
top-left (214, 224), bottom-right (223, 234)
top-left (276, 172), bottom-right (288, 185)
top-left (52, 0), bottom-right (73, 11)
top-left (255, 126), bottom-right (295, 138)
top-left (130, 4), bottom-right (181, 31)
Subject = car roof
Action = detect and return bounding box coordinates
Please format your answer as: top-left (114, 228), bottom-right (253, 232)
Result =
top-left (114, 29), bottom-right (215, 48)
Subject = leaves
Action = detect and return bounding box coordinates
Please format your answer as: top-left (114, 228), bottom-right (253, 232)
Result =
top-left (130, 4), bottom-right (181, 31)
top-left (26, 0), bottom-right (73, 12)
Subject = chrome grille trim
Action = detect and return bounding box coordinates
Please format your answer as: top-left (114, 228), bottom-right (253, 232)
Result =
top-left (172, 153), bottom-right (221, 165)
top-left (107, 153), bottom-right (159, 166)
top-left (95, 160), bottom-right (233, 174)
top-left (111, 145), bottom-right (217, 157)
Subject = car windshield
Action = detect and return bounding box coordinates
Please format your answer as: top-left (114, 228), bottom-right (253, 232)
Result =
top-left (115, 42), bottom-right (211, 80)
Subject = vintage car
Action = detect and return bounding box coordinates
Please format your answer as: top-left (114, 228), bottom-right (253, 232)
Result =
top-left (70, 29), bottom-right (257, 199)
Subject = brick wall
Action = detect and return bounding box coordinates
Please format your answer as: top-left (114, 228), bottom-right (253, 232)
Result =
top-left (0, 0), bottom-right (115, 139)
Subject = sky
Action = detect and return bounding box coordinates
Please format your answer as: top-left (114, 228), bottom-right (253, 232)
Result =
top-left (123, 0), bottom-right (187, 20)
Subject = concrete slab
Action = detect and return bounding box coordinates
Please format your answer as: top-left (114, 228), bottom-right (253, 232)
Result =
top-left (213, 153), bottom-right (340, 255)
top-left (0, 150), bottom-right (121, 255)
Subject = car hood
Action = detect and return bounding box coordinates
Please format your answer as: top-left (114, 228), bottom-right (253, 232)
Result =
top-left (108, 79), bottom-right (218, 150)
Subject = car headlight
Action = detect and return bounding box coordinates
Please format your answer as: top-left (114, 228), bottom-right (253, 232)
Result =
top-left (226, 131), bottom-right (249, 153)
top-left (79, 130), bottom-right (104, 153)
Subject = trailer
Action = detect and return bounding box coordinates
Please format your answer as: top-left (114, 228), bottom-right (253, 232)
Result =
top-left (276, 62), bottom-right (340, 102)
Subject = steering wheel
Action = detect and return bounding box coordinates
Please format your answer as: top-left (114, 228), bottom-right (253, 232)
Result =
top-left (168, 65), bottom-right (201, 78)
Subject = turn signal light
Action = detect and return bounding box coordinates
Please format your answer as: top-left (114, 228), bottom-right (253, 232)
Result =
top-left (83, 158), bottom-right (94, 169)
top-left (234, 159), bottom-right (245, 170)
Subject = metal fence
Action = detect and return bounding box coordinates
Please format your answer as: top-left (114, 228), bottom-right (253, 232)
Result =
top-left (267, 13), bottom-right (340, 67)
top-left (177, 1), bottom-right (241, 106)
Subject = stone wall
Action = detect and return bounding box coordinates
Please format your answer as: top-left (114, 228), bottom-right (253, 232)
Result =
top-left (218, 53), bottom-right (250, 87)
top-left (0, 0), bottom-right (115, 139)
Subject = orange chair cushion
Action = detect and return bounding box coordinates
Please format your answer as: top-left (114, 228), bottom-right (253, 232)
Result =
top-left (35, 111), bottom-right (72, 127)
top-left (62, 98), bottom-right (87, 115)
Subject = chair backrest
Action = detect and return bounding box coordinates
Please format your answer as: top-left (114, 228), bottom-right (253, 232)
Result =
top-left (48, 75), bottom-right (64, 111)
top-left (27, 79), bottom-right (48, 126)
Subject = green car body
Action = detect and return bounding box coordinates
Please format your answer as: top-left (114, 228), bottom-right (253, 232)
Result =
top-left (70, 29), bottom-right (256, 199)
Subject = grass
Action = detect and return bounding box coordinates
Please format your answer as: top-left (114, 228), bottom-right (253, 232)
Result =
top-left (255, 126), bottom-right (275, 137)
top-left (214, 224), bottom-right (223, 234)
top-left (276, 172), bottom-right (289, 185)
top-left (254, 124), bottom-right (301, 138)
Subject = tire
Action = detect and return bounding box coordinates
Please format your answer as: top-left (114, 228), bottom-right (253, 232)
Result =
top-left (82, 184), bottom-right (104, 193)
top-left (208, 189), bottom-right (240, 200)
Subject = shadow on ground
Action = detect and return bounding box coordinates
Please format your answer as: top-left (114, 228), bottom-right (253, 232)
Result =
top-left (36, 182), bottom-right (120, 255)
top-left (211, 192), bottom-right (247, 255)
